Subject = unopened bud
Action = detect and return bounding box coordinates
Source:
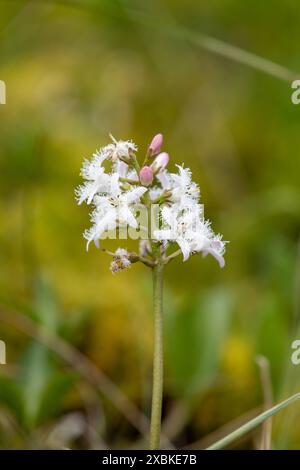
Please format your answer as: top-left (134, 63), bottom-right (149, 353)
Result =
top-left (148, 133), bottom-right (163, 156)
top-left (139, 166), bottom-right (153, 186)
top-left (151, 152), bottom-right (169, 173)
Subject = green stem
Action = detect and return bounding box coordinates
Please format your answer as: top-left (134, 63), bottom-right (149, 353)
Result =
top-left (150, 263), bottom-right (164, 449)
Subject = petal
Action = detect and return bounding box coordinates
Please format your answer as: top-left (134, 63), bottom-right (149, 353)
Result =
top-left (116, 160), bottom-right (128, 177)
top-left (84, 227), bottom-right (96, 251)
top-left (119, 206), bottom-right (138, 228)
top-left (96, 210), bottom-right (117, 233)
top-left (156, 171), bottom-right (170, 189)
top-left (177, 165), bottom-right (192, 188)
top-left (110, 173), bottom-right (121, 197)
top-left (154, 229), bottom-right (174, 241)
top-left (177, 238), bottom-right (191, 262)
top-left (125, 186), bottom-right (147, 203)
top-left (87, 182), bottom-right (98, 204)
top-left (202, 249), bottom-right (225, 268)
top-left (161, 206), bottom-right (174, 227)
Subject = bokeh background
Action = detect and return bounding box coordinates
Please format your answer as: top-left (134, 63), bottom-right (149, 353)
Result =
top-left (0, 0), bottom-right (300, 449)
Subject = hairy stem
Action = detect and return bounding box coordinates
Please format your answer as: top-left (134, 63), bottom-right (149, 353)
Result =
top-left (150, 263), bottom-right (164, 449)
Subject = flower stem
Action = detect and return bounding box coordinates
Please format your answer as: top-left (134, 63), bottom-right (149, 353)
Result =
top-left (150, 263), bottom-right (164, 449)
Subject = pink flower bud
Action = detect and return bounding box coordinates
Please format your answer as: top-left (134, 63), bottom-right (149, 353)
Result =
top-left (151, 152), bottom-right (169, 173)
top-left (139, 166), bottom-right (153, 186)
top-left (148, 133), bottom-right (163, 155)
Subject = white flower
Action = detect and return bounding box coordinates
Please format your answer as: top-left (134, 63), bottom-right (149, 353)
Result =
top-left (76, 134), bottom-right (227, 270)
top-left (154, 206), bottom-right (201, 261)
top-left (154, 205), bottom-right (226, 267)
top-left (154, 165), bottom-right (199, 208)
top-left (130, 159), bottom-right (225, 267)
top-left (200, 234), bottom-right (226, 268)
top-left (185, 222), bottom-right (227, 268)
top-left (104, 134), bottom-right (138, 162)
top-left (76, 136), bottom-right (138, 205)
top-left (75, 151), bottom-right (110, 205)
top-left (169, 165), bottom-right (200, 207)
top-left (107, 174), bottom-right (147, 226)
top-left (84, 174), bottom-right (147, 249)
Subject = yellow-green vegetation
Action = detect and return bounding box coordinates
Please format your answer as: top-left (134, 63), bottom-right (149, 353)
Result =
top-left (0, 0), bottom-right (300, 449)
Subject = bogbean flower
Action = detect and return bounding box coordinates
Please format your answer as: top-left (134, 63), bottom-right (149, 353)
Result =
top-left (154, 205), bottom-right (225, 266)
top-left (76, 133), bottom-right (227, 268)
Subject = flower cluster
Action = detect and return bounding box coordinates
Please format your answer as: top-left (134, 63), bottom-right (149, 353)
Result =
top-left (76, 134), bottom-right (227, 272)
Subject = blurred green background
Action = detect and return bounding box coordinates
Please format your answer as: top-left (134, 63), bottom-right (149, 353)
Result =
top-left (0, 0), bottom-right (300, 449)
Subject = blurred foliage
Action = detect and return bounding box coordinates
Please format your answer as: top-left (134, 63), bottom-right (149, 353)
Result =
top-left (165, 288), bottom-right (233, 396)
top-left (0, 0), bottom-right (300, 449)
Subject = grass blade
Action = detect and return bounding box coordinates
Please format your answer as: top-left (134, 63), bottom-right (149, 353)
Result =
top-left (207, 393), bottom-right (300, 450)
